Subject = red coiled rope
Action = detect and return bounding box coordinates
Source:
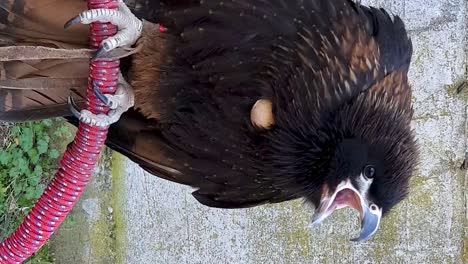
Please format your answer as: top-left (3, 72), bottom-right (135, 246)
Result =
top-left (0, 0), bottom-right (120, 262)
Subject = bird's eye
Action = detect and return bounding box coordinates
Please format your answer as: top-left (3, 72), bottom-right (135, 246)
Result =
top-left (370, 204), bottom-right (379, 214)
top-left (363, 165), bottom-right (376, 179)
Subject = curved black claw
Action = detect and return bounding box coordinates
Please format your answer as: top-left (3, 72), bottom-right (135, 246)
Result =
top-left (92, 81), bottom-right (110, 106)
top-left (92, 46), bottom-right (108, 60)
top-left (67, 96), bottom-right (82, 119)
top-left (64, 15), bottom-right (81, 29)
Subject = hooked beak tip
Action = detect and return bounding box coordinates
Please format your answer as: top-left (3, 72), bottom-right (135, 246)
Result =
top-left (350, 206), bottom-right (382, 242)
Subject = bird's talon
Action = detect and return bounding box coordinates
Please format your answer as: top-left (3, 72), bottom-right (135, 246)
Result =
top-left (63, 15), bottom-right (81, 29)
top-left (68, 96), bottom-right (82, 119)
top-left (92, 82), bottom-right (110, 106)
top-left (68, 76), bottom-right (134, 127)
top-left (92, 82), bottom-right (122, 110)
top-left (63, 2), bottom-right (142, 52)
top-left (92, 46), bottom-right (107, 60)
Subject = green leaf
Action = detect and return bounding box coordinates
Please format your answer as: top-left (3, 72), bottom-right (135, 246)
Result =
top-left (49, 149), bottom-right (60, 159)
top-left (10, 147), bottom-right (23, 160)
top-left (28, 175), bottom-right (40, 186)
top-left (34, 185), bottom-right (44, 199)
top-left (33, 165), bottom-right (43, 178)
top-left (53, 130), bottom-right (62, 137)
top-left (0, 122), bottom-right (65, 262)
top-left (28, 148), bottom-right (40, 165)
top-left (32, 123), bottom-right (43, 134)
top-left (59, 125), bottom-right (70, 137)
top-left (12, 181), bottom-right (22, 196)
top-left (0, 152), bottom-right (11, 166)
top-left (8, 167), bottom-right (20, 178)
top-left (24, 186), bottom-right (36, 200)
top-left (41, 119), bottom-right (52, 127)
top-left (19, 127), bottom-right (33, 152)
top-left (36, 139), bottom-right (48, 154)
top-left (11, 126), bottom-right (20, 136)
top-left (17, 157), bottom-right (29, 174)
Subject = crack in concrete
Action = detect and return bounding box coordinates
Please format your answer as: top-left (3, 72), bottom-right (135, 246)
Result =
top-left (408, 15), bottom-right (457, 35)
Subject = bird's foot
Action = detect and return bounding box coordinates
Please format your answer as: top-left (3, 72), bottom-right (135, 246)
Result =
top-left (64, 0), bottom-right (142, 58)
top-left (68, 75), bottom-right (135, 127)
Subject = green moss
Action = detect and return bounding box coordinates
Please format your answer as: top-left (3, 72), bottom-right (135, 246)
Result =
top-left (152, 243), bottom-right (168, 252)
top-left (413, 112), bottom-right (439, 121)
top-left (378, 209), bottom-right (401, 244)
top-left (24, 245), bottom-right (54, 264)
top-left (411, 45), bottom-right (429, 69)
top-left (445, 79), bottom-right (468, 99)
top-left (89, 217), bottom-right (114, 260)
top-left (408, 176), bottom-right (433, 207)
top-left (210, 233), bottom-right (219, 240)
top-left (111, 152), bottom-right (127, 264)
top-left (61, 213), bottom-right (76, 228)
top-left (286, 201), bottom-right (311, 256)
top-left (454, 163), bottom-right (467, 262)
top-left (286, 228), bottom-right (310, 257)
top-left (463, 235), bottom-right (468, 264)
top-left (439, 108), bottom-right (450, 117)
top-left (262, 200), bottom-right (312, 260)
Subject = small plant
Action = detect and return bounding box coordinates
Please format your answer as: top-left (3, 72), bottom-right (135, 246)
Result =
top-left (0, 118), bottom-right (72, 263)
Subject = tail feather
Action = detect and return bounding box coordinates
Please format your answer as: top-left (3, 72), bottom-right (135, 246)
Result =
top-left (0, 83), bottom-right (86, 122)
top-left (0, 0), bottom-right (90, 122)
top-left (0, 0), bottom-right (89, 47)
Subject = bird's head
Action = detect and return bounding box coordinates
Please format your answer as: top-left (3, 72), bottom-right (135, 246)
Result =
top-left (267, 85), bottom-right (417, 241)
top-left (306, 88), bottom-right (418, 242)
top-left (309, 137), bottom-right (412, 241)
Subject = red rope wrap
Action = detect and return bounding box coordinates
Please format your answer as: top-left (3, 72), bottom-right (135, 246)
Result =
top-left (0, 0), bottom-right (120, 262)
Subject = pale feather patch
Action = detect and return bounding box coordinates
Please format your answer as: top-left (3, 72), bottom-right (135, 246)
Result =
top-left (251, 99), bottom-right (274, 129)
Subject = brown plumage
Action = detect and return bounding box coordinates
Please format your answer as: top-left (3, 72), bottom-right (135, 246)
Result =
top-left (1, 0), bottom-right (418, 241)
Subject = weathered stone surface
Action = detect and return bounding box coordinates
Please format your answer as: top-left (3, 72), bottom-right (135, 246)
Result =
top-left (50, 148), bottom-right (116, 264)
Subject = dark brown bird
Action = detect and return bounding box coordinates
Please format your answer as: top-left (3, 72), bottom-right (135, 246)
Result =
top-left (0, 0), bottom-right (418, 241)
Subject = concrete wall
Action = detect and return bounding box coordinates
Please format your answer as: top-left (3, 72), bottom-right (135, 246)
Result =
top-left (52, 0), bottom-right (467, 263)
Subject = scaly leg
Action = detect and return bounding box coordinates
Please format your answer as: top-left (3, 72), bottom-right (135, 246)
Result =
top-left (69, 74), bottom-right (135, 128)
top-left (65, 0), bottom-right (140, 127)
top-left (64, 0), bottom-right (143, 57)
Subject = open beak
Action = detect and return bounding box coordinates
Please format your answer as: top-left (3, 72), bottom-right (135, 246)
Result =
top-left (311, 180), bottom-right (382, 242)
